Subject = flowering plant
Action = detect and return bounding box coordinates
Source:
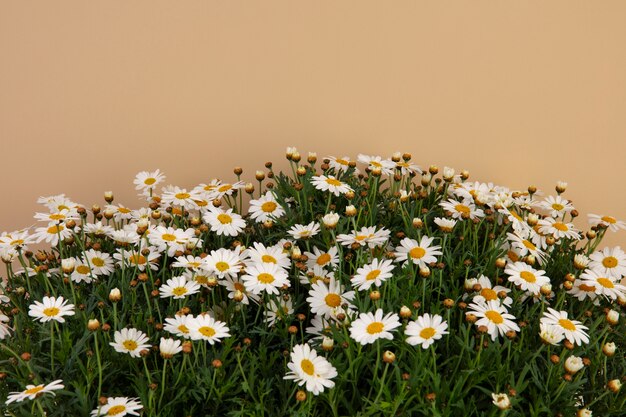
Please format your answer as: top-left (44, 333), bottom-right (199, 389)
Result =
top-left (1, 149), bottom-right (625, 416)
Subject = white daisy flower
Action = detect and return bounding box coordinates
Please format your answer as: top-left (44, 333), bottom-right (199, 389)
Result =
top-left (567, 279), bottom-right (599, 304)
top-left (82, 221), bottom-right (115, 237)
top-left (284, 343), bottom-right (337, 396)
top-left (588, 247), bottom-right (626, 279)
top-left (504, 261), bottom-right (550, 296)
top-left (540, 308), bottom-right (589, 346)
top-left (336, 226), bottom-right (391, 249)
top-left (159, 337), bottom-right (182, 359)
top-left (357, 154), bottom-right (396, 176)
top-left (32, 224), bottom-right (72, 246)
top-left (91, 397), bottom-right (143, 417)
top-left (405, 313), bottom-right (449, 349)
top-left (113, 247), bottom-right (160, 271)
top-left (244, 242), bottom-right (291, 270)
top-left (351, 258), bottom-right (395, 291)
top-left (134, 169), bottom-right (165, 193)
top-left (70, 259), bottom-right (96, 283)
top-left (466, 300), bottom-right (520, 341)
top-left (394, 236), bottom-right (442, 268)
top-left (440, 198), bottom-right (484, 220)
top-left (539, 323), bottom-right (565, 345)
top-left (5, 380), bottom-right (64, 404)
top-left (33, 209), bottom-right (78, 224)
top-left (0, 229), bottom-right (35, 250)
top-left (507, 230), bottom-right (547, 264)
top-left (204, 248), bottom-right (242, 279)
top-left (498, 207), bottom-right (531, 234)
top-left (149, 226), bottom-right (195, 256)
top-left (287, 222), bottom-right (320, 240)
top-left (537, 217), bottom-right (581, 240)
top-left (579, 269), bottom-right (626, 300)
top-left (188, 314), bottom-right (230, 344)
top-left (588, 214), bottom-right (626, 233)
top-left (311, 175), bottom-right (353, 196)
top-left (160, 187), bottom-right (202, 211)
top-left (248, 191), bottom-right (285, 223)
top-left (28, 296), bottom-right (75, 323)
top-left (108, 228), bottom-right (141, 247)
top-left (0, 313), bottom-right (12, 340)
top-left (242, 262), bottom-right (290, 296)
top-left (307, 277), bottom-right (355, 319)
top-left (470, 275), bottom-right (512, 307)
top-left (203, 206), bottom-right (246, 237)
top-left (433, 217), bottom-right (457, 232)
top-left (204, 181), bottom-right (245, 201)
top-left (304, 246), bottom-right (339, 270)
top-left (104, 204), bottom-right (134, 223)
top-left (110, 328), bottom-right (151, 358)
top-left (37, 194), bottom-right (75, 211)
top-left (538, 195), bottom-right (574, 218)
top-left (159, 276), bottom-right (201, 299)
top-left (327, 156), bottom-right (356, 173)
top-left (299, 265), bottom-right (335, 286)
top-left (171, 255), bottom-right (205, 271)
top-left (349, 308), bottom-right (401, 345)
top-left (265, 298), bottom-right (294, 327)
top-left (83, 249), bottom-right (115, 276)
top-left (164, 314), bottom-right (194, 339)
top-left (220, 276), bottom-right (259, 305)
top-left (395, 160), bottom-right (422, 176)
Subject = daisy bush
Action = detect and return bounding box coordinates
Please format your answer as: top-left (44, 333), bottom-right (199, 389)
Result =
top-left (1, 149), bottom-right (626, 416)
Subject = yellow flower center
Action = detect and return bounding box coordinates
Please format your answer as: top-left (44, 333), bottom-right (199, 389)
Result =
top-left (47, 225), bottom-right (64, 234)
top-left (558, 319), bottom-right (576, 331)
top-left (175, 192), bottom-right (190, 200)
top-left (118, 207), bottom-right (131, 214)
top-left (261, 201), bottom-right (277, 213)
top-left (597, 278), bottom-right (615, 289)
top-left (129, 255), bottom-right (146, 265)
top-left (43, 307), bottom-right (60, 317)
top-left (195, 275), bottom-right (208, 284)
top-left (507, 250), bottom-right (520, 262)
top-left (24, 385), bottom-right (45, 395)
top-left (578, 283), bottom-right (596, 292)
top-left (49, 213), bottom-right (66, 221)
top-left (485, 310), bottom-right (504, 324)
top-left (300, 359), bottom-right (315, 376)
top-left (551, 203), bottom-right (564, 211)
top-left (522, 240), bottom-right (537, 251)
top-left (325, 178), bottom-right (342, 187)
top-left (324, 293), bottom-right (342, 308)
top-left (218, 184), bottom-right (232, 193)
top-left (234, 282), bottom-right (245, 292)
top-left (217, 214), bottom-right (232, 224)
top-left (602, 256), bottom-right (618, 268)
top-left (601, 215), bottom-right (617, 224)
top-left (195, 199), bottom-right (208, 207)
top-left (107, 405), bottom-right (127, 415)
top-left (161, 233), bottom-right (176, 242)
top-left (419, 327), bottom-right (436, 339)
top-left (261, 255), bottom-right (277, 264)
top-left (336, 158), bottom-right (349, 165)
top-left (198, 326), bottom-right (216, 337)
top-left (144, 177), bottom-right (156, 185)
top-left (553, 222), bottom-right (568, 232)
top-left (76, 265), bottom-right (90, 274)
top-left (366, 322), bottom-right (384, 334)
top-left (455, 204), bottom-right (470, 215)
top-left (409, 247), bottom-right (426, 259)
top-left (316, 253), bottom-right (331, 266)
top-left (370, 161), bottom-right (382, 168)
top-left (123, 340), bottom-right (138, 351)
top-left (519, 271), bottom-right (536, 283)
top-left (172, 287), bottom-right (188, 296)
top-left (480, 288), bottom-right (498, 301)
top-left (188, 262), bottom-right (201, 268)
top-left (366, 270), bottom-right (381, 281)
top-left (258, 273), bottom-right (275, 284)
top-left (92, 258), bottom-right (105, 267)
top-left (10, 239), bottom-right (24, 246)
top-left (215, 262), bottom-right (229, 272)
top-left (177, 325), bottom-right (189, 334)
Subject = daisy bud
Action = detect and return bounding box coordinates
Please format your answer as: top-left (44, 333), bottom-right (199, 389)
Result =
top-left (291, 151), bottom-right (301, 163)
top-left (573, 254), bottom-right (589, 270)
top-left (91, 204), bottom-right (101, 214)
top-left (443, 167), bottom-right (455, 182)
top-left (61, 258), bottom-right (75, 274)
top-left (307, 152), bottom-right (317, 164)
top-left (399, 305), bottom-right (412, 319)
top-left (391, 152), bottom-right (402, 162)
top-left (104, 191), bottom-right (114, 203)
top-left (20, 352), bottom-right (31, 361)
top-left (464, 278), bottom-right (478, 292)
top-left (345, 205), bottom-right (357, 217)
top-left (233, 290), bottom-right (244, 302)
top-left (88, 319), bottom-right (100, 331)
top-left (419, 266), bottom-right (430, 278)
top-left (586, 230), bottom-right (597, 240)
top-left (288, 325), bottom-right (298, 335)
top-left (443, 299), bottom-right (454, 309)
top-left (525, 255), bottom-right (536, 266)
top-left (182, 341), bottom-right (193, 354)
top-left (555, 181), bottom-right (568, 194)
top-left (425, 392), bottom-right (436, 402)
top-left (371, 166), bottom-right (382, 177)
top-left (244, 183), bottom-right (255, 194)
top-left (491, 393), bottom-right (511, 410)
top-left (291, 247), bottom-right (301, 260)
top-left (576, 409), bottom-right (592, 417)
top-left (322, 212), bottom-right (339, 229)
top-left (383, 350), bottom-right (396, 364)
top-left (103, 209), bottom-right (115, 220)
top-left (296, 390), bottom-right (307, 402)
top-left (563, 281), bottom-right (573, 290)
top-left (321, 336), bottom-right (334, 352)
top-left (550, 354), bottom-right (560, 364)
top-left (286, 147), bottom-right (296, 160)
top-left (564, 356), bottom-right (584, 375)
top-left (207, 277), bottom-right (219, 288)
top-left (109, 288), bottom-right (121, 302)
top-left (546, 236), bottom-right (556, 246)
top-left (370, 290), bottom-right (381, 301)
top-left (102, 323), bottom-right (111, 332)
top-left (151, 210), bottom-right (162, 220)
top-left (495, 258), bottom-right (507, 269)
top-left (618, 294), bottom-right (626, 307)
top-left (563, 340), bottom-right (574, 350)
top-left (607, 379), bottom-right (622, 393)
top-left (603, 342), bottom-right (616, 357)
top-left (465, 313), bottom-right (477, 324)
top-left (540, 284), bottom-right (552, 297)
top-left (606, 309), bottom-right (620, 326)
top-left (527, 213), bottom-right (539, 226)
top-left (460, 170), bottom-right (470, 180)
top-left (344, 190), bottom-right (355, 200)
top-left (421, 173), bottom-right (432, 186)
top-left (412, 218), bottom-right (423, 229)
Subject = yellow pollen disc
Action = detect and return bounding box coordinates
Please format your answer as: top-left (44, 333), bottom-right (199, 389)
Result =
top-left (366, 270), bottom-right (381, 281)
top-left (336, 158), bottom-right (348, 165)
top-left (326, 178), bottom-right (342, 186)
top-left (234, 282), bottom-right (245, 292)
top-left (204, 185), bottom-right (216, 191)
top-left (122, 340), bottom-right (138, 351)
top-left (258, 273), bottom-right (275, 284)
top-left (551, 203), bottom-right (564, 211)
top-left (195, 199), bottom-right (208, 207)
top-left (300, 359), bottom-right (315, 376)
top-left (199, 326), bottom-right (216, 337)
top-left (261, 201), bottom-right (277, 213)
top-left (519, 271), bottom-right (536, 283)
top-left (316, 253), bottom-right (331, 266)
top-left (49, 213), bottom-right (66, 221)
top-left (601, 216), bottom-right (617, 224)
top-left (553, 222), bottom-right (568, 232)
top-left (188, 262), bottom-right (201, 268)
top-left (217, 214), bottom-right (232, 224)
top-left (76, 265), bottom-right (90, 274)
top-left (371, 161), bottom-right (382, 167)
top-left (355, 235), bottom-right (367, 241)
top-left (597, 278), bottom-right (615, 289)
top-left (579, 284), bottom-right (596, 292)
top-left (177, 325), bottom-right (189, 334)
top-left (485, 310), bottom-right (504, 324)
top-left (324, 293), bottom-right (342, 307)
top-left (57, 204), bottom-right (70, 211)
top-left (172, 287), bottom-right (188, 296)
top-left (92, 258), bottom-right (105, 267)
top-left (261, 255), bottom-right (277, 264)
top-left (218, 184), bottom-right (232, 193)
top-left (195, 275), bottom-right (208, 284)
top-left (24, 385), bottom-right (45, 395)
top-left (47, 225), bottom-right (64, 234)
top-left (507, 250), bottom-right (520, 262)
top-left (43, 307), bottom-right (60, 317)
top-left (172, 207), bottom-right (183, 215)
top-left (144, 177), bottom-right (156, 185)
top-left (10, 239), bottom-right (24, 246)
top-left (480, 288), bottom-right (498, 301)
top-left (129, 255), bottom-right (146, 265)
top-left (107, 405), bottom-right (127, 415)
top-left (558, 319), bottom-right (576, 331)
top-left (455, 204), bottom-right (470, 215)
top-left (366, 322), bottom-right (384, 334)
top-left (409, 247), bottom-right (426, 259)
top-left (522, 240), bottom-right (537, 251)
top-left (175, 192), bottom-right (190, 200)
top-left (419, 327), bottom-right (436, 339)
top-left (602, 256), bottom-right (618, 268)
top-left (119, 207), bottom-right (131, 214)
top-left (161, 233), bottom-right (176, 242)
top-left (215, 262), bottom-right (229, 272)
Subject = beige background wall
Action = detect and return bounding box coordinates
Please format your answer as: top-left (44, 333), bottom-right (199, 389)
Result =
top-left (0, 1), bottom-right (624, 247)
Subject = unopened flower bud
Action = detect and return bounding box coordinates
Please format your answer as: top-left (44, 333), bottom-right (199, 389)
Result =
top-left (104, 191), bottom-right (114, 203)
top-left (61, 258), bottom-right (75, 274)
top-left (607, 379), bottom-right (622, 393)
top-left (564, 356), bottom-right (584, 375)
top-left (491, 393), bottom-right (511, 410)
top-left (399, 305), bottom-right (412, 319)
top-left (88, 319), bottom-right (100, 331)
top-left (412, 218), bottom-right (423, 229)
top-left (296, 390), bottom-right (307, 402)
top-left (382, 350), bottom-right (396, 364)
top-left (322, 212), bottom-right (339, 229)
top-left (606, 309), bottom-right (619, 326)
top-left (233, 290), bottom-right (244, 302)
top-left (495, 258), bottom-right (507, 269)
top-left (321, 336), bottom-right (334, 352)
top-left (370, 290), bottom-right (381, 301)
top-left (603, 342), bottom-right (616, 357)
top-left (555, 181), bottom-right (568, 194)
top-left (109, 288), bottom-right (121, 302)
top-left (345, 205), bottom-right (357, 217)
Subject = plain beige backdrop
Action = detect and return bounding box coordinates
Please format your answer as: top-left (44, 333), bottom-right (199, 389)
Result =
top-left (0, 1), bottom-right (624, 247)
